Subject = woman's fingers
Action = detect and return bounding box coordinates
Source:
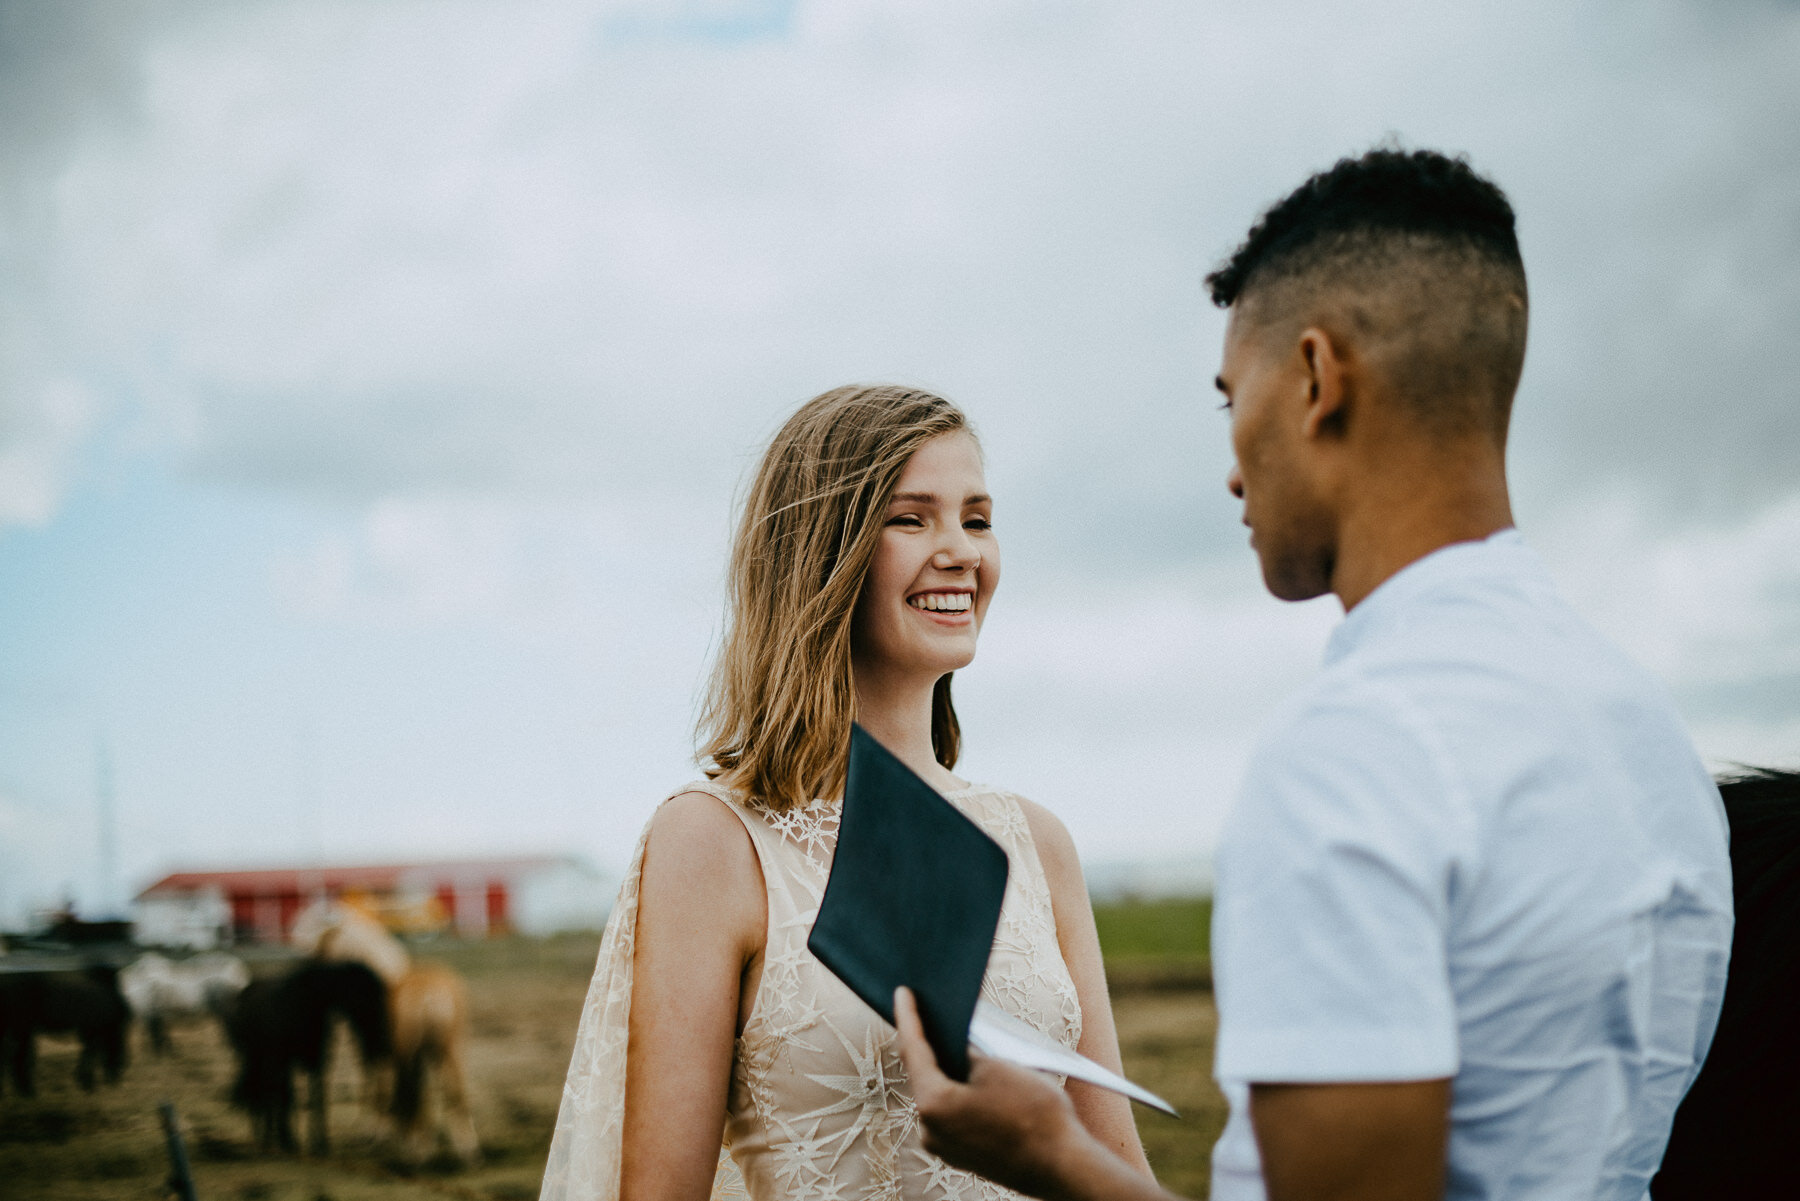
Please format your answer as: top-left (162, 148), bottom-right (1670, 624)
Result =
top-left (893, 987), bottom-right (953, 1105)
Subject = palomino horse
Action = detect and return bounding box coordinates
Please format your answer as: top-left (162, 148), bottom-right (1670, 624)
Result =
top-left (290, 899), bottom-right (480, 1164)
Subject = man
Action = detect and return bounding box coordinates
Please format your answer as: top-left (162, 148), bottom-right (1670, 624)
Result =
top-left (893, 148), bottom-right (1734, 1201)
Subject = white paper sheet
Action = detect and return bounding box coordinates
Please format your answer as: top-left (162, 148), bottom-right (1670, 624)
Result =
top-left (967, 1000), bottom-right (1178, 1116)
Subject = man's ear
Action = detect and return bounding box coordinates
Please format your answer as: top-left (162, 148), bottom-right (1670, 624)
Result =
top-left (1297, 327), bottom-right (1349, 440)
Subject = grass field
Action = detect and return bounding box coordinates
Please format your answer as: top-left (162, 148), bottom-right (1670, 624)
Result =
top-left (0, 899), bottom-right (1223, 1200)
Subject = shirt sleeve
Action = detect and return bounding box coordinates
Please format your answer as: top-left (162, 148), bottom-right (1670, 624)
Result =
top-left (1212, 680), bottom-right (1472, 1083)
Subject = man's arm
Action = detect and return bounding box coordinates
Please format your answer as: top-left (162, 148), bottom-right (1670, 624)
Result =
top-left (897, 987), bottom-right (1451, 1201)
top-left (1250, 1080), bottom-right (1451, 1201)
top-left (893, 988), bottom-right (1183, 1201)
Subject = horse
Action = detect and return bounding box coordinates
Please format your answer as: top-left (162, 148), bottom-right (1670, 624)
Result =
top-left (290, 899), bottom-right (480, 1164)
top-left (1654, 767), bottom-right (1800, 1198)
top-left (0, 964), bottom-right (131, 1095)
top-left (222, 960), bottom-right (391, 1156)
top-left (119, 951), bottom-right (250, 1055)
top-left (387, 960), bottom-right (480, 1164)
top-left (291, 898), bottom-right (409, 985)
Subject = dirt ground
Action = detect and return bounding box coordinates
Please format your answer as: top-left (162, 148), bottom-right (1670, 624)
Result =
top-left (0, 934), bottom-right (1224, 1201)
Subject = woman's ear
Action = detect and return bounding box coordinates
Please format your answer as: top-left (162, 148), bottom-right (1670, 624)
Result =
top-left (1297, 327), bottom-right (1350, 440)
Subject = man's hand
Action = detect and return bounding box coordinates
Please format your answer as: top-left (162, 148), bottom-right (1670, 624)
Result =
top-left (893, 986), bottom-right (1084, 1196)
top-left (893, 988), bottom-right (1179, 1201)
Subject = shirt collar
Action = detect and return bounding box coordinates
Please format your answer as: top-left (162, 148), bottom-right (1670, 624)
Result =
top-left (1324, 528), bottom-right (1538, 666)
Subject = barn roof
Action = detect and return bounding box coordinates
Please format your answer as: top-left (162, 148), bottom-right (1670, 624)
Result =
top-left (135, 854), bottom-right (584, 899)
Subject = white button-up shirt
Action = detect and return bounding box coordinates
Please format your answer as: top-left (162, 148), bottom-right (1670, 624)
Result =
top-left (1211, 529), bottom-right (1732, 1201)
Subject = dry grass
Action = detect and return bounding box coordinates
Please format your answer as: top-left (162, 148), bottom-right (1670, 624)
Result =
top-left (1112, 985), bottom-right (1225, 1198)
top-left (0, 919), bottom-right (1223, 1200)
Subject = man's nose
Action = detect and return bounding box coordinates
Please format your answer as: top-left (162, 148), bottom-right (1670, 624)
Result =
top-left (1227, 464), bottom-right (1245, 500)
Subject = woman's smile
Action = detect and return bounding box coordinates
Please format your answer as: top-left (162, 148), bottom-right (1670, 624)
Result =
top-left (907, 588), bottom-right (975, 620)
top-left (851, 430), bottom-right (999, 681)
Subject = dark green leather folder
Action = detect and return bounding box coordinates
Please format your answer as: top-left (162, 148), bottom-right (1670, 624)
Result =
top-left (806, 724), bottom-right (1009, 1081)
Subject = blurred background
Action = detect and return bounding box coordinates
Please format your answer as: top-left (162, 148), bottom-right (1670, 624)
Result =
top-left (2, 0), bottom-right (1796, 955)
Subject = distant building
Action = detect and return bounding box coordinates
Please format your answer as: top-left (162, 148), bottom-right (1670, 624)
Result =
top-left (133, 855), bottom-right (612, 947)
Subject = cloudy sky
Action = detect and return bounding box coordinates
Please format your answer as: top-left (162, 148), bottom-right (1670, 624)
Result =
top-left (2, 0), bottom-right (1796, 924)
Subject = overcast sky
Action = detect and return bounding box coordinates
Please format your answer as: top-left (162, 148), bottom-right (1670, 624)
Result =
top-left (2, 0), bottom-right (1796, 924)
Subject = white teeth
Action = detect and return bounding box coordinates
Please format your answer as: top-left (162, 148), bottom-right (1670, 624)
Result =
top-left (910, 592), bottom-right (972, 612)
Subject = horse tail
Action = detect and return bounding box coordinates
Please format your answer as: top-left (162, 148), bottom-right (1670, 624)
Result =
top-left (391, 1043), bottom-right (426, 1126)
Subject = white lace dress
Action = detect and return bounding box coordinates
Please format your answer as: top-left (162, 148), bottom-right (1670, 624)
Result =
top-left (539, 780), bottom-right (1084, 1201)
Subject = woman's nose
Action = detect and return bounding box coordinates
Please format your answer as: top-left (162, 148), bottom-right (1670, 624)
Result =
top-left (933, 528), bottom-right (981, 569)
top-left (1227, 464), bottom-right (1245, 500)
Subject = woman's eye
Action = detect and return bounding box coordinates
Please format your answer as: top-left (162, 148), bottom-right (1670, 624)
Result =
top-left (965, 517), bottom-right (992, 531)
top-left (887, 514), bottom-right (925, 527)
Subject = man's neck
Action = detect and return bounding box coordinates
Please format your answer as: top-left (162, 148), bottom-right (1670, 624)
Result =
top-left (1330, 449), bottom-right (1515, 613)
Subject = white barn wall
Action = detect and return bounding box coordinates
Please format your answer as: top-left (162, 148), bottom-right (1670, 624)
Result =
top-left (133, 887), bottom-right (230, 949)
top-left (513, 860), bottom-right (612, 935)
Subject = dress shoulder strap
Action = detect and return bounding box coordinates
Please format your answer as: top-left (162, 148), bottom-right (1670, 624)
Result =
top-left (957, 787), bottom-right (1061, 932)
top-left (664, 777), bottom-right (745, 808)
top-left (660, 779), bottom-right (785, 864)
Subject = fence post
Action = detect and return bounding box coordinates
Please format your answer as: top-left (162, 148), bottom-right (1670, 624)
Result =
top-left (159, 1101), bottom-right (198, 1201)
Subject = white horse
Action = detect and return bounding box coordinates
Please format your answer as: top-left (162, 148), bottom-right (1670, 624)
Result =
top-left (290, 899), bottom-right (480, 1164)
top-left (119, 951), bottom-right (250, 1054)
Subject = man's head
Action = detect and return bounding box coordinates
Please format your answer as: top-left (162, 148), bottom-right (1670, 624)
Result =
top-left (1209, 148), bottom-right (1527, 602)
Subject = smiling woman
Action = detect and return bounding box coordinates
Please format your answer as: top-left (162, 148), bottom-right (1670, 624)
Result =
top-left (699, 385), bottom-right (977, 809)
top-left (540, 384), bottom-right (1152, 1201)
top-left (848, 429), bottom-right (998, 777)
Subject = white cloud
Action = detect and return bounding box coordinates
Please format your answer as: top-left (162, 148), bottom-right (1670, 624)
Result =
top-left (4, 0), bottom-right (1795, 528)
top-left (272, 498), bottom-right (525, 624)
top-left (1534, 490), bottom-right (1800, 776)
top-left (1, 0), bottom-right (1796, 892)
top-left (957, 576), bottom-right (1340, 859)
top-left (0, 776), bottom-right (94, 928)
top-left (0, 377), bottom-right (97, 526)
top-left (1540, 492), bottom-right (1800, 686)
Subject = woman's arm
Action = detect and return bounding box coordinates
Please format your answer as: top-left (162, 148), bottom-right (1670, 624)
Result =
top-left (1018, 798), bottom-right (1155, 1177)
top-left (621, 791), bottom-right (768, 1201)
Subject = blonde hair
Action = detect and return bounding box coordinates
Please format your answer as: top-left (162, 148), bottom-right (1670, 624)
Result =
top-left (698, 384), bottom-right (972, 811)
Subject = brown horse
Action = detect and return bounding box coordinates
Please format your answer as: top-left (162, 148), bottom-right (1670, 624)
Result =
top-left (222, 960), bottom-right (390, 1155)
top-left (1654, 767), bottom-right (1800, 1199)
top-left (290, 900), bottom-right (480, 1164)
top-left (0, 964), bottom-right (130, 1095)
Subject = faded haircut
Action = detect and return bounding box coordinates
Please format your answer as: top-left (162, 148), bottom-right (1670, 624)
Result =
top-left (1207, 147), bottom-right (1529, 438)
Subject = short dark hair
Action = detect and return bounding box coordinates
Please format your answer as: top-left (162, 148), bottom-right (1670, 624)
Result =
top-left (1207, 148), bottom-right (1530, 436)
top-left (1206, 147), bottom-right (1522, 308)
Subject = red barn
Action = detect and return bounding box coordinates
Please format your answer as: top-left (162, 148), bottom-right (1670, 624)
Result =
top-left (133, 855), bottom-right (610, 947)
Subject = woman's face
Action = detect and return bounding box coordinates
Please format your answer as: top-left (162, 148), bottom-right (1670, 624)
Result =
top-left (851, 431), bottom-right (999, 684)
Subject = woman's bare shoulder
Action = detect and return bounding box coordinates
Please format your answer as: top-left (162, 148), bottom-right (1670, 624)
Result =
top-left (640, 790), bottom-right (766, 935)
top-left (646, 789), bottom-right (760, 870)
top-left (1010, 794), bottom-right (1082, 875)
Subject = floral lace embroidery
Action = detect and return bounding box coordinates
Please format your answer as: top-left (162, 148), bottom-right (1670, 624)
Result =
top-left (540, 783), bottom-right (1082, 1201)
